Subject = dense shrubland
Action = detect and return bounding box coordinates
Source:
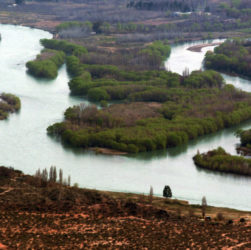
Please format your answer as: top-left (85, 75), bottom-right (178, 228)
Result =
top-left (26, 49), bottom-right (65, 79)
top-left (204, 40), bottom-right (251, 78)
top-left (66, 46), bottom-right (223, 100)
top-left (0, 93), bottom-right (21, 120)
top-left (67, 55), bottom-right (224, 101)
top-left (236, 128), bottom-right (251, 148)
top-left (193, 147), bottom-right (251, 176)
top-left (81, 40), bottom-right (171, 70)
top-left (42, 36), bottom-right (251, 154)
top-left (47, 83), bottom-right (251, 153)
top-left (40, 39), bottom-right (87, 57)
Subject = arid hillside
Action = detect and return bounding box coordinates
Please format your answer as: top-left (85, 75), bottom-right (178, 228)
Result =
top-left (0, 166), bottom-right (250, 249)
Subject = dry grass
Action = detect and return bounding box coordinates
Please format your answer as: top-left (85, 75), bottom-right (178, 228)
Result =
top-left (0, 166), bottom-right (250, 248)
top-left (105, 102), bottom-right (162, 126)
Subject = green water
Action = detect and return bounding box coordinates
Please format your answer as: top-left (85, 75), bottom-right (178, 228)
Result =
top-left (0, 25), bottom-right (250, 210)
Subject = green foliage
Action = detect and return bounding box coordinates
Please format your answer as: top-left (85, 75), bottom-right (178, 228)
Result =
top-left (40, 39), bottom-right (87, 57)
top-left (140, 41), bottom-right (171, 65)
top-left (87, 88), bottom-right (110, 101)
top-left (56, 21), bottom-right (93, 32)
top-left (204, 40), bottom-right (251, 78)
top-left (236, 129), bottom-right (251, 147)
top-left (163, 185), bottom-right (172, 198)
top-left (47, 83), bottom-right (251, 153)
top-left (68, 71), bottom-right (92, 95)
top-left (182, 70), bottom-right (225, 88)
top-left (66, 56), bottom-right (84, 76)
top-left (26, 50), bottom-right (65, 79)
top-left (0, 93), bottom-right (21, 120)
top-left (193, 147), bottom-right (251, 176)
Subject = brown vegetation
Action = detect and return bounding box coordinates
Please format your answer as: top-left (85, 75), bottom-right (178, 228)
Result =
top-left (0, 166), bottom-right (250, 248)
top-left (187, 42), bottom-right (222, 52)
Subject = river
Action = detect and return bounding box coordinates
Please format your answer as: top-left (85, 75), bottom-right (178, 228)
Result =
top-left (0, 25), bottom-right (250, 211)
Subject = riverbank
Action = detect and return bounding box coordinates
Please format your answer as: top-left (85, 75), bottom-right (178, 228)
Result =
top-left (0, 166), bottom-right (250, 248)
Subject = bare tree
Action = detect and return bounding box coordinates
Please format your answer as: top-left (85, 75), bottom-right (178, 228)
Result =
top-left (182, 67), bottom-right (190, 77)
top-left (201, 196), bottom-right (207, 218)
top-left (59, 169), bottom-right (63, 185)
top-left (35, 168), bottom-right (41, 179)
top-left (149, 186), bottom-right (153, 204)
top-left (53, 166), bottom-right (57, 183)
top-left (68, 175), bottom-right (71, 187)
top-left (42, 169), bottom-right (48, 182)
top-left (49, 166), bottom-right (53, 182)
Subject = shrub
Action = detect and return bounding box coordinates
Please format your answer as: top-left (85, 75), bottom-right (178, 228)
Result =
top-left (87, 88), bottom-right (110, 101)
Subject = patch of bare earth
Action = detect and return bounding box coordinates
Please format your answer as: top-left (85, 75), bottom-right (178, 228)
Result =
top-left (187, 42), bottom-right (222, 52)
top-left (105, 102), bottom-right (162, 126)
top-left (0, 167), bottom-right (250, 248)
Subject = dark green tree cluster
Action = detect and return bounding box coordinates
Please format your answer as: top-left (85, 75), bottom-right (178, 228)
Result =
top-left (193, 147), bottom-right (251, 176)
top-left (140, 41), bottom-right (171, 66)
top-left (204, 40), bottom-right (251, 78)
top-left (26, 49), bottom-right (65, 79)
top-left (236, 129), bottom-right (251, 148)
top-left (47, 84), bottom-right (251, 153)
top-left (182, 70), bottom-right (224, 88)
top-left (66, 53), bottom-right (225, 103)
top-left (40, 39), bottom-right (87, 57)
top-left (0, 93), bottom-right (21, 120)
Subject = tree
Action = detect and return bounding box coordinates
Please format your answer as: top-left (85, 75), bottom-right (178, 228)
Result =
top-left (163, 185), bottom-right (172, 198)
top-left (59, 169), bottom-right (63, 185)
top-left (49, 166), bottom-right (57, 182)
top-left (149, 186), bottom-right (153, 204)
top-left (201, 196), bottom-right (207, 218)
top-left (67, 175), bottom-right (71, 186)
top-left (42, 169), bottom-right (48, 182)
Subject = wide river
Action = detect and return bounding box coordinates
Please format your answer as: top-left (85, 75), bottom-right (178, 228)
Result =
top-left (0, 24), bottom-right (250, 211)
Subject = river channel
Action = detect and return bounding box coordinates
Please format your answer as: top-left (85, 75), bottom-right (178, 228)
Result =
top-left (0, 24), bottom-right (250, 210)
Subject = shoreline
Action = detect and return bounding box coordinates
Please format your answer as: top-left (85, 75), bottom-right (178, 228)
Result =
top-left (90, 147), bottom-right (128, 155)
top-left (187, 42), bottom-right (222, 52)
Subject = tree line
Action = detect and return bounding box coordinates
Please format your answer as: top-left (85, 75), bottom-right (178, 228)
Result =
top-left (204, 40), bottom-right (251, 78)
top-left (193, 147), bottom-right (251, 176)
top-left (26, 49), bottom-right (65, 79)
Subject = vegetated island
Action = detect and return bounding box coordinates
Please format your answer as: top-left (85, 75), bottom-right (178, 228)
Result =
top-left (193, 147), bottom-right (251, 176)
top-left (204, 39), bottom-right (251, 78)
top-left (42, 36), bottom-right (251, 154)
top-left (0, 165), bottom-right (250, 249)
top-left (0, 93), bottom-right (21, 120)
top-left (26, 39), bottom-right (88, 79)
top-left (236, 128), bottom-right (251, 156)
